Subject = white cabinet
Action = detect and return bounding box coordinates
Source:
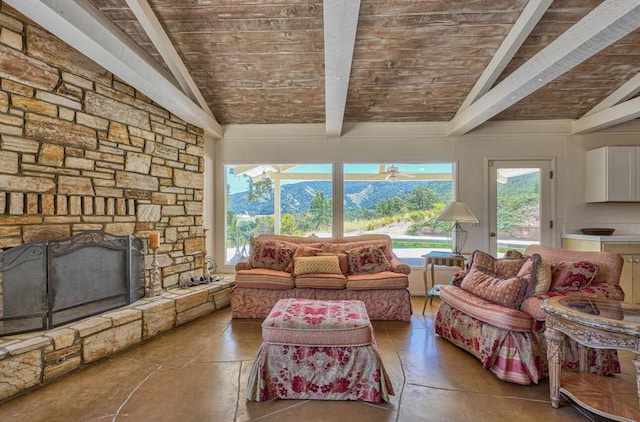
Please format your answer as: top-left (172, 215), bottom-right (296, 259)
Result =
top-left (586, 146), bottom-right (640, 202)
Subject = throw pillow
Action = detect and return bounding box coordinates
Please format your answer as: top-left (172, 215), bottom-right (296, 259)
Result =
top-left (469, 250), bottom-right (526, 277)
top-left (460, 266), bottom-right (529, 308)
top-left (533, 261), bottom-right (552, 294)
top-left (515, 253), bottom-right (552, 296)
top-left (285, 244), bottom-right (321, 273)
top-left (322, 240), bottom-right (393, 261)
top-left (347, 245), bottom-right (390, 274)
top-left (317, 252), bottom-right (348, 274)
top-left (550, 260), bottom-right (598, 292)
top-left (249, 238), bottom-right (294, 271)
top-left (293, 255), bottom-right (342, 276)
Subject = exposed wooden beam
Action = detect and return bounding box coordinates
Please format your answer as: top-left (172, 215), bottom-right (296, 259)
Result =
top-left (583, 73), bottom-right (640, 117)
top-left (447, 0), bottom-right (640, 136)
top-left (572, 96), bottom-right (640, 134)
top-left (456, 0), bottom-right (552, 115)
top-left (124, 0), bottom-right (214, 117)
top-left (324, 0), bottom-right (360, 138)
top-left (7, 0), bottom-right (222, 138)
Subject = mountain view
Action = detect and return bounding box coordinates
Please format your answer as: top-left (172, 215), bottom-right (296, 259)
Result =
top-left (226, 172), bottom-right (540, 255)
top-left (228, 180), bottom-right (452, 216)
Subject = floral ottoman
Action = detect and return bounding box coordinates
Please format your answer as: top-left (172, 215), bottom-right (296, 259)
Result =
top-left (246, 298), bottom-right (394, 403)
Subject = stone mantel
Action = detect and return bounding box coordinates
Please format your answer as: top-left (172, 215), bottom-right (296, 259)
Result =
top-left (0, 279), bottom-right (234, 403)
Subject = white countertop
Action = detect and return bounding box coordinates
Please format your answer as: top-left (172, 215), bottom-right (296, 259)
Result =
top-left (562, 233), bottom-right (640, 242)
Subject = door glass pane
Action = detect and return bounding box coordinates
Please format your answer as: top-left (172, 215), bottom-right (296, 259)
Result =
top-left (496, 168), bottom-right (541, 256)
top-left (225, 164), bottom-right (333, 264)
top-left (343, 163), bottom-right (454, 265)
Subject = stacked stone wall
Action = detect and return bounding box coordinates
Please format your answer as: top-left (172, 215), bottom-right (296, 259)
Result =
top-left (0, 6), bottom-right (206, 288)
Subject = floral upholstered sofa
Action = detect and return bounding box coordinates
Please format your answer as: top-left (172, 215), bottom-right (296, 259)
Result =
top-left (435, 245), bottom-right (624, 385)
top-left (231, 234), bottom-right (412, 321)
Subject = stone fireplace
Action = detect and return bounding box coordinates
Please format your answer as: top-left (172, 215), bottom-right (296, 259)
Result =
top-left (0, 231), bottom-right (145, 336)
top-left (0, 5), bottom-right (207, 294)
top-left (0, 5), bottom-right (234, 404)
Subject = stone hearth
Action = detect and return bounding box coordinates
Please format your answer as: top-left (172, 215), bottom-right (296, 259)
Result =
top-left (0, 278), bottom-right (234, 402)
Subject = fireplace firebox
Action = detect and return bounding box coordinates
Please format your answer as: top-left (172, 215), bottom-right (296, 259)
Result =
top-left (0, 231), bottom-right (146, 336)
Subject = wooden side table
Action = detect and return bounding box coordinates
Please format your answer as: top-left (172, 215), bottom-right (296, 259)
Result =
top-left (422, 252), bottom-right (466, 314)
top-left (542, 296), bottom-right (640, 421)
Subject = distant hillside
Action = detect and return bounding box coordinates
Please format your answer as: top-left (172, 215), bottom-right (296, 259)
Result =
top-left (228, 173), bottom-right (538, 217)
top-left (228, 180), bottom-right (452, 215)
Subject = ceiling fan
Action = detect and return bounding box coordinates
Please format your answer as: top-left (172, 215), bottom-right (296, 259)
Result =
top-left (384, 165), bottom-right (415, 182)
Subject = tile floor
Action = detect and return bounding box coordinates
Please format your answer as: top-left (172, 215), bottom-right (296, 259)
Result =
top-left (0, 297), bottom-right (634, 421)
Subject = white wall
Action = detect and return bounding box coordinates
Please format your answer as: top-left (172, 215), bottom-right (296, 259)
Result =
top-left (564, 123), bottom-right (640, 232)
top-left (211, 119), bottom-right (640, 274)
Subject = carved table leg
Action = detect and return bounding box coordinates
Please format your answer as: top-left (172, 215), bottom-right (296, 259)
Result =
top-left (634, 355), bottom-right (640, 410)
top-left (578, 344), bottom-right (588, 373)
top-left (545, 325), bottom-right (565, 408)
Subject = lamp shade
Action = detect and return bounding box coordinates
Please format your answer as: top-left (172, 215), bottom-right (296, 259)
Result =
top-left (436, 201), bottom-right (478, 256)
top-left (436, 201), bottom-right (478, 223)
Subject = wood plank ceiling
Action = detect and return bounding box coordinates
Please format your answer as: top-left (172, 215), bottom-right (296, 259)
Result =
top-left (9, 0), bottom-right (640, 137)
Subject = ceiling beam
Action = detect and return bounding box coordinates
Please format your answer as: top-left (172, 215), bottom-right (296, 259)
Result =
top-left (456, 0), bottom-right (552, 115)
top-left (124, 0), bottom-right (214, 117)
top-left (323, 0), bottom-right (360, 138)
top-left (447, 0), bottom-right (640, 136)
top-left (7, 0), bottom-right (223, 138)
top-left (583, 72), bottom-right (640, 117)
top-left (572, 96), bottom-right (640, 134)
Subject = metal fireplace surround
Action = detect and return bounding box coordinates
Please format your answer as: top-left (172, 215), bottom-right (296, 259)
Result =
top-left (0, 231), bottom-right (146, 336)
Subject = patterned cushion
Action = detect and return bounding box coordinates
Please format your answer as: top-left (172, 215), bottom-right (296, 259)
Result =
top-left (295, 273), bottom-right (347, 289)
top-left (235, 269), bottom-right (295, 290)
top-left (346, 272), bottom-right (409, 290)
top-left (550, 260), bottom-right (598, 292)
top-left (537, 262), bottom-right (552, 294)
top-left (322, 240), bottom-right (393, 261)
top-left (285, 244), bottom-right (322, 273)
top-left (439, 285), bottom-right (533, 332)
top-left (317, 252), bottom-right (348, 274)
top-left (249, 238), bottom-right (294, 271)
top-left (347, 245), bottom-right (390, 274)
top-left (514, 253), bottom-right (550, 296)
top-left (460, 266), bottom-right (529, 308)
top-left (262, 298), bottom-right (372, 346)
top-left (293, 255), bottom-right (342, 276)
top-left (470, 250), bottom-right (526, 277)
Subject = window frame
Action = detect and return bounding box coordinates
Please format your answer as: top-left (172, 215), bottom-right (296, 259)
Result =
top-left (220, 161), bottom-right (458, 269)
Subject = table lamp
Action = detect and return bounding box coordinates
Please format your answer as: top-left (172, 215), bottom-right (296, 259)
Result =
top-left (436, 201), bottom-right (478, 256)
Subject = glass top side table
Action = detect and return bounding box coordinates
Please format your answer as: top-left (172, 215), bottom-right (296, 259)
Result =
top-left (542, 296), bottom-right (640, 421)
top-left (421, 251), bottom-right (466, 314)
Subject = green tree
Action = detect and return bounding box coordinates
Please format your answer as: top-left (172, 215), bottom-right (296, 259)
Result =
top-left (280, 213), bottom-right (299, 235)
top-left (246, 175), bottom-right (273, 201)
top-left (226, 209), bottom-right (239, 247)
top-left (376, 197), bottom-right (406, 217)
top-left (297, 212), bottom-right (315, 233)
top-left (406, 186), bottom-right (441, 211)
top-left (254, 215), bottom-right (274, 234)
top-left (236, 219), bottom-right (256, 244)
top-left (309, 191), bottom-right (332, 228)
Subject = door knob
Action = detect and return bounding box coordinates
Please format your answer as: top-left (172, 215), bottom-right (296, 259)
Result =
top-left (490, 232), bottom-right (496, 237)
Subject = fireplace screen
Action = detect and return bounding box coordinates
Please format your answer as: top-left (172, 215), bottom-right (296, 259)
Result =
top-left (0, 231), bottom-right (146, 336)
